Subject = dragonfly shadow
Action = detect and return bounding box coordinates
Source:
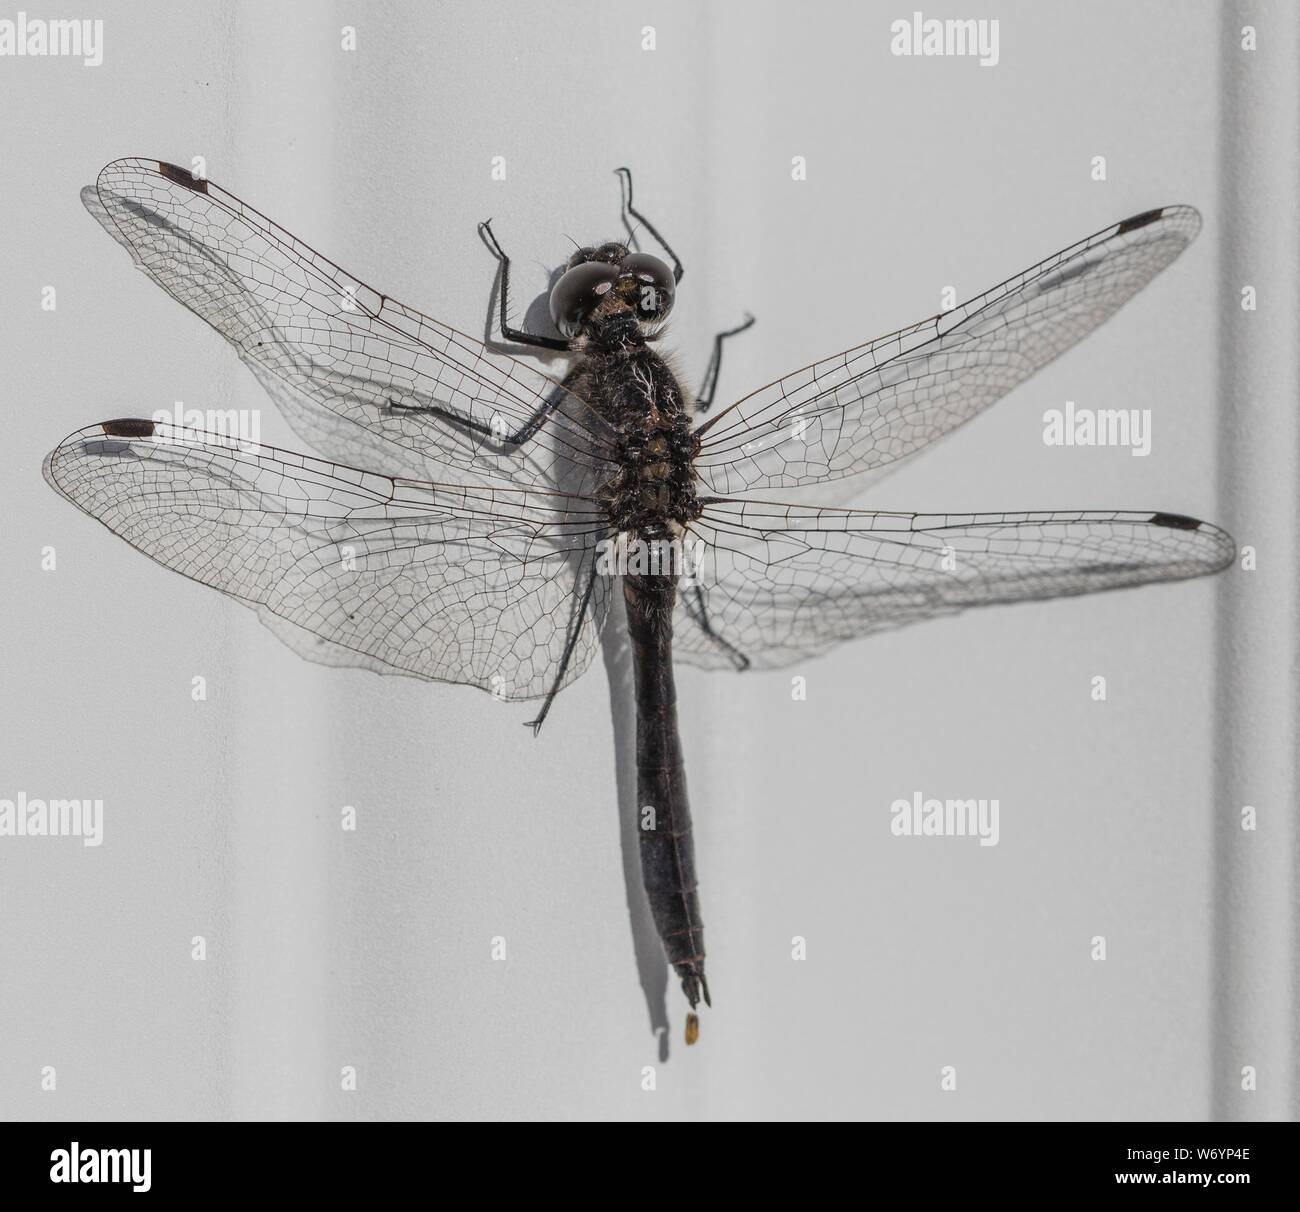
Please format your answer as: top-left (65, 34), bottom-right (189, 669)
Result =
top-left (477, 231), bottom-right (570, 364)
top-left (600, 589), bottom-right (673, 1061)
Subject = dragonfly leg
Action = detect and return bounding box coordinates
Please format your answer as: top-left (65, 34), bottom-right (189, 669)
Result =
top-left (694, 313), bottom-right (756, 414)
top-left (477, 218), bottom-right (571, 352)
top-left (681, 582), bottom-right (751, 671)
top-left (386, 391), bottom-right (562, 449)
top-left (524, 555), bottom-right (602, 734)
top-left (616, 167), bottom-right (684, 284)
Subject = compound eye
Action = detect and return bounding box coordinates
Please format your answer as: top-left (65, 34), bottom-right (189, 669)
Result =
top-left (622, 253), bottom-right (674, 292)
top-left (549, 261), bottom-right (619, 336)
top-left (621, 253), bottom-right (675, 320)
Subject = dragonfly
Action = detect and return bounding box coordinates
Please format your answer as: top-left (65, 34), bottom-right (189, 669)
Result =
top-left (45, 159), bottom-right (1234, 1042)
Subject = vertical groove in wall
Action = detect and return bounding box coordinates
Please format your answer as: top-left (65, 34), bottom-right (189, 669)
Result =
top-left (221, 0), bottom-right (340, 1119)
top-left (1213, 0), bottom-right (1299, 1122)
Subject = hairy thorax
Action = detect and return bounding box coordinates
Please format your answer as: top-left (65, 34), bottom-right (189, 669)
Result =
top-left (572, 334), bottom-right (702, 539)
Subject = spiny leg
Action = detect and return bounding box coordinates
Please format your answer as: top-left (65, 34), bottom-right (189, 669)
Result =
top-left (384, 220), bottom-right (574, 446)
top-left (525, 555), bottom-right (602, 734)
top-left (695, 313), bottom-right (756, 414)
top-left (682, 581), bottom-right (751, 671)
top-left (615, 167), bottom-right (684, 284)
top-left (386, 391), bottom-right (561, 450)
top-left (478, 218), bottom-right (571, 352)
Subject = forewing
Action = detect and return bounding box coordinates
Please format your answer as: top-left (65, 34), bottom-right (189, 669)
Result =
top-left (674, 500), bottom-right (1233, 671)
top-left (84, 158), bottom-right (615, 493)
top-left (44, 420), bottom-right (611, 700)
top-left (694, 207), bottom-right (1200, 501)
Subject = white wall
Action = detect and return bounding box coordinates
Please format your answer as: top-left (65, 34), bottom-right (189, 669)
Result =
top-left (2, 0), bottom-right (1292, 1119)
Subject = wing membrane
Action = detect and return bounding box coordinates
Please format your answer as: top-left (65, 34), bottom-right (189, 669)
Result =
top-left (44, 420), bottom-right (610, 700)
top-left (674, 499), bottom-right (1233, 670)
top-left (694, 206), bottom-right (1200, 501)
top-left (85, 158), bottom-right (615, 492)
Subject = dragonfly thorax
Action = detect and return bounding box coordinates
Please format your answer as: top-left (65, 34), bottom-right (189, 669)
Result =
top-left (603, 421), bottom-right (700, 536)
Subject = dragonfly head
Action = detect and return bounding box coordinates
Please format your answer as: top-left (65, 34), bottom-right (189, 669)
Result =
top-left (549, 243), bottom-right (675, 338)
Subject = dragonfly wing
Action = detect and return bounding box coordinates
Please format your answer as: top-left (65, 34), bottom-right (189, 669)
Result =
top-left (44, 420), bottom-right (612, 700)
top-left (693, 207), bottom-right (1200, 501)
top-left (673, 499), bottom-right (1233, 671)
top-left (84, 158), bottom-right (615, 494)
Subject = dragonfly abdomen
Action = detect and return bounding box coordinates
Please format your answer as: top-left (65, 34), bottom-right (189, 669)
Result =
top-left (623, 570), bottom-right (710, 1012)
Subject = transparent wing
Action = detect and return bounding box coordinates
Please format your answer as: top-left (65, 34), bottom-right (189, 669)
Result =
top-left (674, 499), bottom-right (1234, 671)
top-left (693, 206), bottom-right (1201, 501)
top-left (85, 158), bottom-right (616, 493)
top-left (44, 420), bottom-right (611, 700)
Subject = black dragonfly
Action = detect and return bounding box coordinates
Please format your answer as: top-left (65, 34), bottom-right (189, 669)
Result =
top-left (45, 160), bottom-right (1234, 1038)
